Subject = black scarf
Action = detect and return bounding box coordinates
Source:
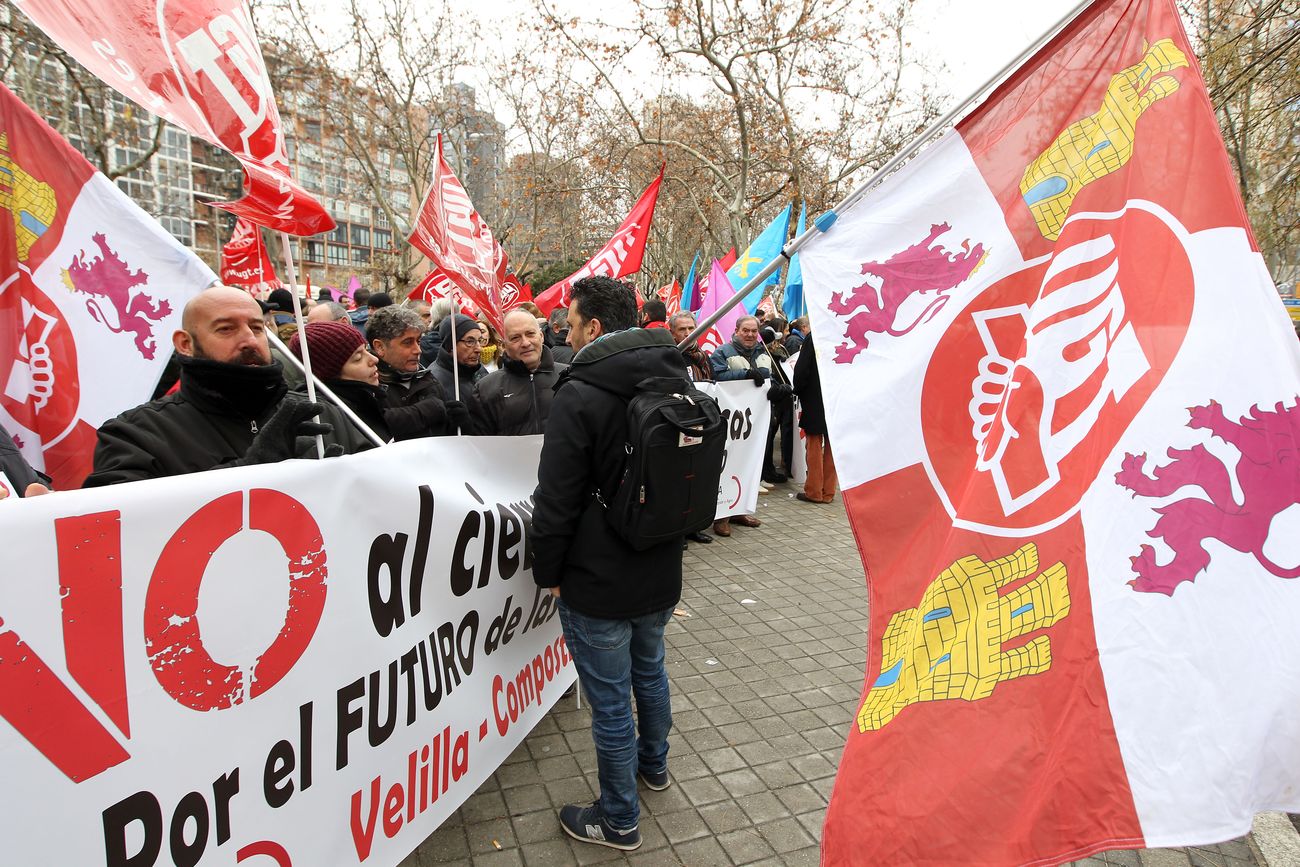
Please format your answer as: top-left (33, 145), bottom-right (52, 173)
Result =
top-left (177, 354), bottom-right (288, 421)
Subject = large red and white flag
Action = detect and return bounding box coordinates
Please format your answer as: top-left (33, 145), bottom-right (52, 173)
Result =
top-left (219, 217), bottom-right (280, 291)
top-left (659, 279), bottom-right (682, 317)
top-left (410, 268), bottom-right (481, 319)
top-left (534, 167), bottom-right (663, 314)
top-left (15, 0), bottom-right (333, 235)
top-left (408, 136), bottom-right (504, 332)
top-left (803, 1), bottom-right (1300, 863)
top-left (0, 83), bottom-right (216, 490)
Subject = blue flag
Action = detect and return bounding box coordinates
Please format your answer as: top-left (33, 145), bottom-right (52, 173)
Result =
top-left (727, 203), bottom-right (793, 313)
top-left (782, 202), bottom-right (807, 321)
top-left (681, 252), bottom-right (701, 312)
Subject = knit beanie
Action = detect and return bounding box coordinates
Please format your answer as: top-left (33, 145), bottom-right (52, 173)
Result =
top-left (438, 313), bottom-right (482, 351)
top-left (289, 320), bottom-right (365, 381)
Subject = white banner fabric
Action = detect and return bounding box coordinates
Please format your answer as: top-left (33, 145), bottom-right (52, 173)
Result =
top-left (0, 436), bottom-right (574, 867)
top-left (699, 380), bottom-right (771, 519)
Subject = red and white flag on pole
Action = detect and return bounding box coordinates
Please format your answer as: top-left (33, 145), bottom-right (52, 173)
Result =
top-left (408, 136), bottom-right (504, 332)
top-left (534, 167), bottom-right (664, 315)
top-left (805, 1), bottom-right (1300, 863)
top-left (411, 268), bottom-right (481, 319)
top-left (16, 0), bottom-right (333, 235)
top-left (0, 83), bottom-right (216, 489)
top-left (219, 218), bottom-right (280, 291)
top-left (659, 280), bottom-right (682, 317)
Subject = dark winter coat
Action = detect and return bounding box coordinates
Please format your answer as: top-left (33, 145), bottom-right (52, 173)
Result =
top-left (419, 329), bottom-right (440, 369)
top-left (783, 328), bottom-right (806, 356)
top-left (296, 379), bottom-right (392, 443)
top-left (0, 421), bottom-right (46, 494)
top-left (83, 357), bottom-right (371, 488)
top-left (430, 348), bottom-right (488, 399)
top-left (792, 337), bottom-right (827, 436)
top-left (476, 346), bottom-right (567, 435)
top-left (376, 360), bottom-right (455, 440)
top-left (531, 328), bottom-right (689, 619)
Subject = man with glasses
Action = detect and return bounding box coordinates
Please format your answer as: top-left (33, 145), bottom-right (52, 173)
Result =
top-left (430, 312), bottom-right (490, 400)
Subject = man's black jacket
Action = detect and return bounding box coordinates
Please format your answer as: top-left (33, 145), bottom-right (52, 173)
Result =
top-left (477, 346), bottom-right (566, 435)
top-left (531, 328), bottom-right (688, 619)
top-left (84, 357), bottom-right (371, 488)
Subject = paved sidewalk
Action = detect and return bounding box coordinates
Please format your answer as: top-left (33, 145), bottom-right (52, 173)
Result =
top-left (399, 486), bottom-right (1260, 866)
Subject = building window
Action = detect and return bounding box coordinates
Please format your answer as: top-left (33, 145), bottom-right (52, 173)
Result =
top-left (304, 241), bottom-right (324, 263)
top-left (352, 225), bottom-right (370, 247)
top-left (352, 247), bottom-right (370, 265)
top-left (329, 223), bottom-right (348, 244)
top-left (372, 229), bottom-right (392, 249)
top-left (327, 244), bottom-right (348, 265)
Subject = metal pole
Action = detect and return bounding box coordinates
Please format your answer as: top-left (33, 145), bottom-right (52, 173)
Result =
top-left (678, 0), bottom-right (1097, 351)
top-left (278, 230), bottom-right (325, 458)
top-left (267, 331), bottom-right (389, 448)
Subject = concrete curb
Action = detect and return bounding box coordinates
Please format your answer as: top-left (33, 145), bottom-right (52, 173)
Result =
top-left (1248, 812), bottom-right (1300, 866)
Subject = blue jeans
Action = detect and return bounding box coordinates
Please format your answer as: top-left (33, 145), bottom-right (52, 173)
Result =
top-left (558, 600), bottom-right (674, 830)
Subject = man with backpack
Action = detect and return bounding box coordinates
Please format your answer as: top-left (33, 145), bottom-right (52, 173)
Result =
top-left (532, 275), bottom-right (720, 852)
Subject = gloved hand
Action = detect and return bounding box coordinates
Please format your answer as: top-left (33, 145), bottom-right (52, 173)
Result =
top-left (446, 399), bottom-right (473, 432)
top-left (747, 368), bottom-right (767, 387)
top-left (240, 395), bottom-right (335, 465)
top-left (767, 382), bottom-right (793, 402)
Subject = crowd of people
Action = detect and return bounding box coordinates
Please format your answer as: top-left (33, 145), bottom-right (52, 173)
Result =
top-left (0, 275), bottom-right (836, 857)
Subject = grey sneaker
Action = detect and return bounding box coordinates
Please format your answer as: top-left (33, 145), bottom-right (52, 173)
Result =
top-left (559, 802), bottom-right (641, 850)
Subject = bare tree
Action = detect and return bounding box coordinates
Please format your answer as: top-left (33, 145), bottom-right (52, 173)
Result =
top-left (1188, 0), bottom-right (1299, 278)
top-left (0, 7), bottom-right (166, 179)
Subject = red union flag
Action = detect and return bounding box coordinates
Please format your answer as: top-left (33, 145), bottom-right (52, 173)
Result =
top-left (534, 166), bottom-right (663, 314)
top-left (219, 217), bottom-right (280, 289)
top-left (15, 0), bottom-right (333, 235)
top-left (408, 136), bottom-right (503, 332)
top-left (0, 83), bottom-right (215, 489)
top-left (803, 1), bottom-right (1300, 864)
top-left (659, 279), bottom-right (681, 316)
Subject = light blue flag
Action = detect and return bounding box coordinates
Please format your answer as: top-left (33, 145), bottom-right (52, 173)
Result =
top-left (727, 203), bottom-right (793, 313)
top-left (782, 202), bottom-right (807, 321)
top-left (681, 252), bottom-right (701, 312)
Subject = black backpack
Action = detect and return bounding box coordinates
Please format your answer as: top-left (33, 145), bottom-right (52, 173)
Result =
top-left (596, 376), bottom-right (726, 550)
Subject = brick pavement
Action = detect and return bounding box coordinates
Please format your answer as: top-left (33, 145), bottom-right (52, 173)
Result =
top-left (399, 485), bottom-right (1260, 866)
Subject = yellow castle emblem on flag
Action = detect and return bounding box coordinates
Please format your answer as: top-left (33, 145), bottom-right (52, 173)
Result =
top-left (1020, 39), bottom-right (1188, 240)
top-left (0, 132), bottom-right (57, 261)
top-left (857, 542), bottom-right (1071, 731)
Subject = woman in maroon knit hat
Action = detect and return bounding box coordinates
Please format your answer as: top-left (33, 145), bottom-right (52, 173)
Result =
top-left (289, 320), bottom-right (390, 442)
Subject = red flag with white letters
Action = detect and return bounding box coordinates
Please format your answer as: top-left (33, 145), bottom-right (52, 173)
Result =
top-left (16, 0), bottom-right (334, 235)
top-left (806, 1), bottom-right (1300, 864)
top-left (408, 136), bottom-right (503, 332)
top-left (534, 167), bottom-right (663, 314)
top-left (219, 218), bottom-right (280, 290)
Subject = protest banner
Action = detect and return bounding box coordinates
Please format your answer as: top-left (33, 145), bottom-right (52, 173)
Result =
top-left (0, 437), bottom-right (574, 867)
top-left (781, 354), bottom-right (806, 485)
top-left (801, 0), bottom-right (1300, 862)
top-left (0, 82), bottom-right (216, 491)
top-left (700, 380), bottom-right (771, 520)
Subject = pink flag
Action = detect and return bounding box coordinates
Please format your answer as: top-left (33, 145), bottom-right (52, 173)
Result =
top-left (693, 261), bottom-right (744, 355)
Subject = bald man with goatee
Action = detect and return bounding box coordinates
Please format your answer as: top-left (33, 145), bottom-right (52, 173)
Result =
top-left (84, 286), bottom-right (369, 487)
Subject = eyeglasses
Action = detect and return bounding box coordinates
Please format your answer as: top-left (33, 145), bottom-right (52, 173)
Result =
top-left (458, 337), bottom-right (486, 347)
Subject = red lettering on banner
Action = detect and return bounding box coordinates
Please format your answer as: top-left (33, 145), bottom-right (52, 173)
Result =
top-left (0, 611), bottom-right (131, 781)
top-left (145, 489), bottom-right (328, 710)
top-left (57, 511), bottom-right (130, 737)
top-left (235, 839), bottom-right (292, 866)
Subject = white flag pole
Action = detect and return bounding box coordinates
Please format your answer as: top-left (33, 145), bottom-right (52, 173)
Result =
top-left (679, 0), bottom-right (1097, 350)
top-left (278, 230), bottom-right (325, 458)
